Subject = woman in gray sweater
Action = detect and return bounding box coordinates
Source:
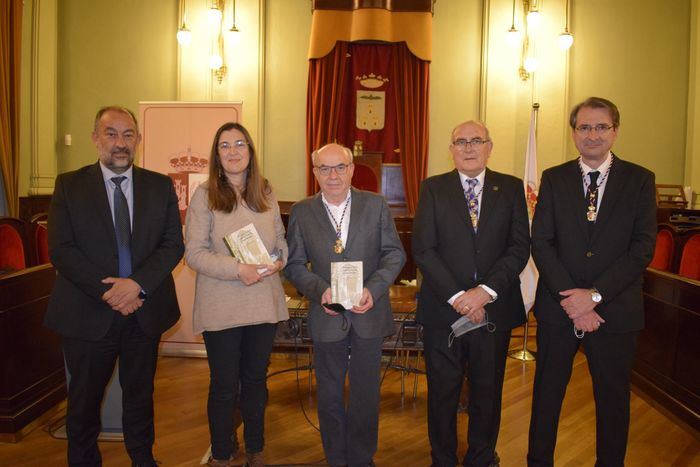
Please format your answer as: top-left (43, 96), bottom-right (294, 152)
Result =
top-left (185, 122), bottom-right (288, 467)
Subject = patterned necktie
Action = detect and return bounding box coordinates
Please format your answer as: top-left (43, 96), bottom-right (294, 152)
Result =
top-left (112, 176), bottom-right (132, 277)
top-left (586, 171), bottom-right (600, 235)
top-left (465, 178), bottom-right (479, 232)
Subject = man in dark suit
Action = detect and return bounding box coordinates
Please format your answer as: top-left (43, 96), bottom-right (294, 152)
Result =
top-left (413, 121), bottom-right (530, 467)
top-left (46, 106), bottom-right (184, 467)
top-left (527, 97), bottom-right (656, 467)
top-left (285, 143), bottom-right (405, 467)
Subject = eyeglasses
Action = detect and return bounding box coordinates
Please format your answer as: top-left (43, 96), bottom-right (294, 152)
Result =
top-left (315, 163), bottom-right (351, 176)
top-left (218, 140), bottom-right (249, 152)
top-left (574, 124), bottom-right (615, 135)
top-left (452, 138), bottom-right (491, 149)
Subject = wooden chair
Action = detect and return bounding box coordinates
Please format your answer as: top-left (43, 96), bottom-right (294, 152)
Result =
top-left (650, 228), bottom-right (674, 272)
top-left (352, 152), bottom-right (382, 193)
top-left (30, 213), bottom-right (49, 265)
top-left (656, 184), bottom-right (687, 208)
top-left (0, 217), bottom-right (29, 271)
top-left (678, 234), bottom-right (700, 280)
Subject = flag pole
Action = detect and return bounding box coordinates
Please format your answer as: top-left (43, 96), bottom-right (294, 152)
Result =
top-left (509, 102), bottom-right (539, 362)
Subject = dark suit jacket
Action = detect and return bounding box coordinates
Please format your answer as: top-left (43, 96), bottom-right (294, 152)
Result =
top-left (413, 169), bottom-right (530, 330)
top-left (531, 155), bottom-right (656, 332)
top-left (284, 189), bottom-right (406, 343)
top-left (45, 162), bottom-right (184, 340)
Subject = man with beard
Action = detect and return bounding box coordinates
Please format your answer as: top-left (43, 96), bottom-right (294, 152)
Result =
top-left (45, 106), bottom-right (184, 466)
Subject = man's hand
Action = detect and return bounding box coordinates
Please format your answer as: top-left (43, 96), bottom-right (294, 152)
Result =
top-left (321, 287), bottom-right (338, 316)
top-left (101, 277), bottom-right (141, 309)
top-left (259, 260), bottom-right (283, 278)
top-left (238, 264), bottom-right (263, 285)
top-left (351, 288), bottom-right (374, 314)
top-left (573, 310), bottom-right (605, 333)
top-left (112, 297), bottom-right (144, 316)
top-left (453, 287), bottom-right (491, 317)
top-left (560, 288), bottom-right (597, 320)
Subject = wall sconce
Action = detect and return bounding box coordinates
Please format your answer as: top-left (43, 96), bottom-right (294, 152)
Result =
top-left (509, 0), bottom-right (573, 81)
top-left (558, 0), bottom-right (574, 50)
top-left (176, 0), bottom-right (191, 46)
top-left (229, 0), bottom-right (239, 32)
top-left (176, 0), bottom-right (238, 84)
top-left (506, 0), bottom-right (520, 46)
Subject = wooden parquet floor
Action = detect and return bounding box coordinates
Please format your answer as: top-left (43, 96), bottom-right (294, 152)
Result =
top-left (1, 335), bottom-right (698, 466)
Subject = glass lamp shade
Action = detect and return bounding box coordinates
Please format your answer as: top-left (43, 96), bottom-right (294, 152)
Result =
top-left (506, 27), bottom-right (520, 47)
top-left (558, 32), bottom-right (574, 50)
top-left (176, 28), bottom-right (191, 46)
top-left (524, 56), bottom-right (538, 73)
top-left (209, 54), bottom-right (224, 70)
top-left (527, 10), bottom-right (541, 29)
top-left (207, 7), bottom-right (223, 25)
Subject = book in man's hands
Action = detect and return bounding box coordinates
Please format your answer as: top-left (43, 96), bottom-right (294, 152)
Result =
top-left (223, 223), bottom-right (277, 273)
top-left (330, 261), bottom-right (363, 310)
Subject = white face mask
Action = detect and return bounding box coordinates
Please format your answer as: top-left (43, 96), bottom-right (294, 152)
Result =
top-left (448, 312), bottom-right (496, 347)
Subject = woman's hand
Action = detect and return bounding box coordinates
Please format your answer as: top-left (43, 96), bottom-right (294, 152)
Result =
top-left (238, 263), bottom-right (263, 285)
top-left (260, 260), bottom-right (283, 277)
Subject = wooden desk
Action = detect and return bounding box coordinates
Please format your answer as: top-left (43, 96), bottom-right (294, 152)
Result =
top-left (0, 264), bottom-right (65, 442)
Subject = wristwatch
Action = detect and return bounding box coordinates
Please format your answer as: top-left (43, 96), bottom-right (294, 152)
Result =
top-left (590, 289), bottom-right (602, 303)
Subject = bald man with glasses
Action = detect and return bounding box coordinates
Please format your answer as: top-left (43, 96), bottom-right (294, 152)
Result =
top-left (413, 121), bottom-right (530, 467)
top-left (285, 143), bottom-right (405, 467)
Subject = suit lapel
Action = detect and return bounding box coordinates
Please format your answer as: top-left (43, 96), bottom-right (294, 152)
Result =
top-left (310, 193), bottom-right (340, 243)
top-left (562, 160), bottom-right (590, 237)
top-left (477, 169), bottom-right (500, 238)
top-left (88, 162), bottom-right (118, 248)
top-left (591, 154), bottom-right (626, 242)
top-left (131, 166), bottom-right (146, 248)
top-left (447, 170), bottom-right (476, 240)
top-left (345, 188), bottom-right (366, 252)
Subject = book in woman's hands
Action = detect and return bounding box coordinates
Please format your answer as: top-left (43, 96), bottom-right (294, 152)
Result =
top-left (330, 261), bottom-right (363, 310)
top-left (223, 223), bottom-right (276, 273)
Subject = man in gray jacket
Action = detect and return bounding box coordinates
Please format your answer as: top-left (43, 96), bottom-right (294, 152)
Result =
top-left (285, 143), bottom-right (405, 467)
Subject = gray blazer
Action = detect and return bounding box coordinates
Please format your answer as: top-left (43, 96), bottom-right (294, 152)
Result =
top-left (285, 188), bottom-right (406, 342)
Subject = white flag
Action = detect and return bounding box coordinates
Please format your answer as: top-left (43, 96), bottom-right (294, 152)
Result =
top-left (520, 107), bottom-right (539, 314)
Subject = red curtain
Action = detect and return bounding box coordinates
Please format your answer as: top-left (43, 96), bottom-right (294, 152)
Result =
top-left (393, 42), bottom-right (429, 214)
top-left (306, 41), bottom-right (429, 214)
top-left (306, 41), bottom-right (350, 195)
top-left (0, 0), bottom-right (22, 216)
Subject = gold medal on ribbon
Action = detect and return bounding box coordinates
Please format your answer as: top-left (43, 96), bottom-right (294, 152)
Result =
top-left (334, 238), bottom-right (344, 254)
top-left (587, 206), bottom-right (597, 221)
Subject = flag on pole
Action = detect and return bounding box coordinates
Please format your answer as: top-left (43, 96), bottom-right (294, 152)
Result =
top-left (520, 106), bottom-right (540, 314)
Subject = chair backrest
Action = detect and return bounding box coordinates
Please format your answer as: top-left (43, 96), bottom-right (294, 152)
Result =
top-left (0, 223), bottom-right (27, 270)
top-left (29, 212), bottom-right (50, 265)
top-left (650, 229), bottom-right (674, 271)
top-left (352, 152), bottom-right (382, 193)
top-left (678, 234), bottom-right (700, 280)
top-left (655, 184), bottom-right (687, 208)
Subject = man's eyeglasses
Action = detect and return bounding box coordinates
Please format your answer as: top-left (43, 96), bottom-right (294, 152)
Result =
top-left (452, 138), bottom-right (491, 149)
top-left (574, 124), bottom-right (615, 135)
top-left (315, 163), bottom-right (351, 176)
top-left (218, 140), bottom-right (249, 152)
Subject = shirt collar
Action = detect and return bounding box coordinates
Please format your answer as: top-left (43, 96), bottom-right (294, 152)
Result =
top-left (99, 161), bottom-right (134, 184)
top-left (458, 169), bottom-right (486, 188)
top-left (321, 189), bottom-right (351, 207)
top-left (580, 152), bottom-right (612, 175)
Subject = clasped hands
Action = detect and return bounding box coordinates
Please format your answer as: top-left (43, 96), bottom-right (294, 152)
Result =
top-left (321, 287), bottom-right (374, 316)
top-left (101, 277), bottom-right (143, 316)
top-left (559, 288), bottom-right (605, 333)
top-left (238, 260), bottom-right (283, 286)
top-left (452, 287), bottom-right (490, 324)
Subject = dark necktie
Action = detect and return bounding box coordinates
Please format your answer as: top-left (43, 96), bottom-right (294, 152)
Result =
top-left (112, 176), bottom-right (132, 277)
top-left (586, 171), bottom-right (600, 235)
top-left (465, 178), bottom-right (479, 232)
